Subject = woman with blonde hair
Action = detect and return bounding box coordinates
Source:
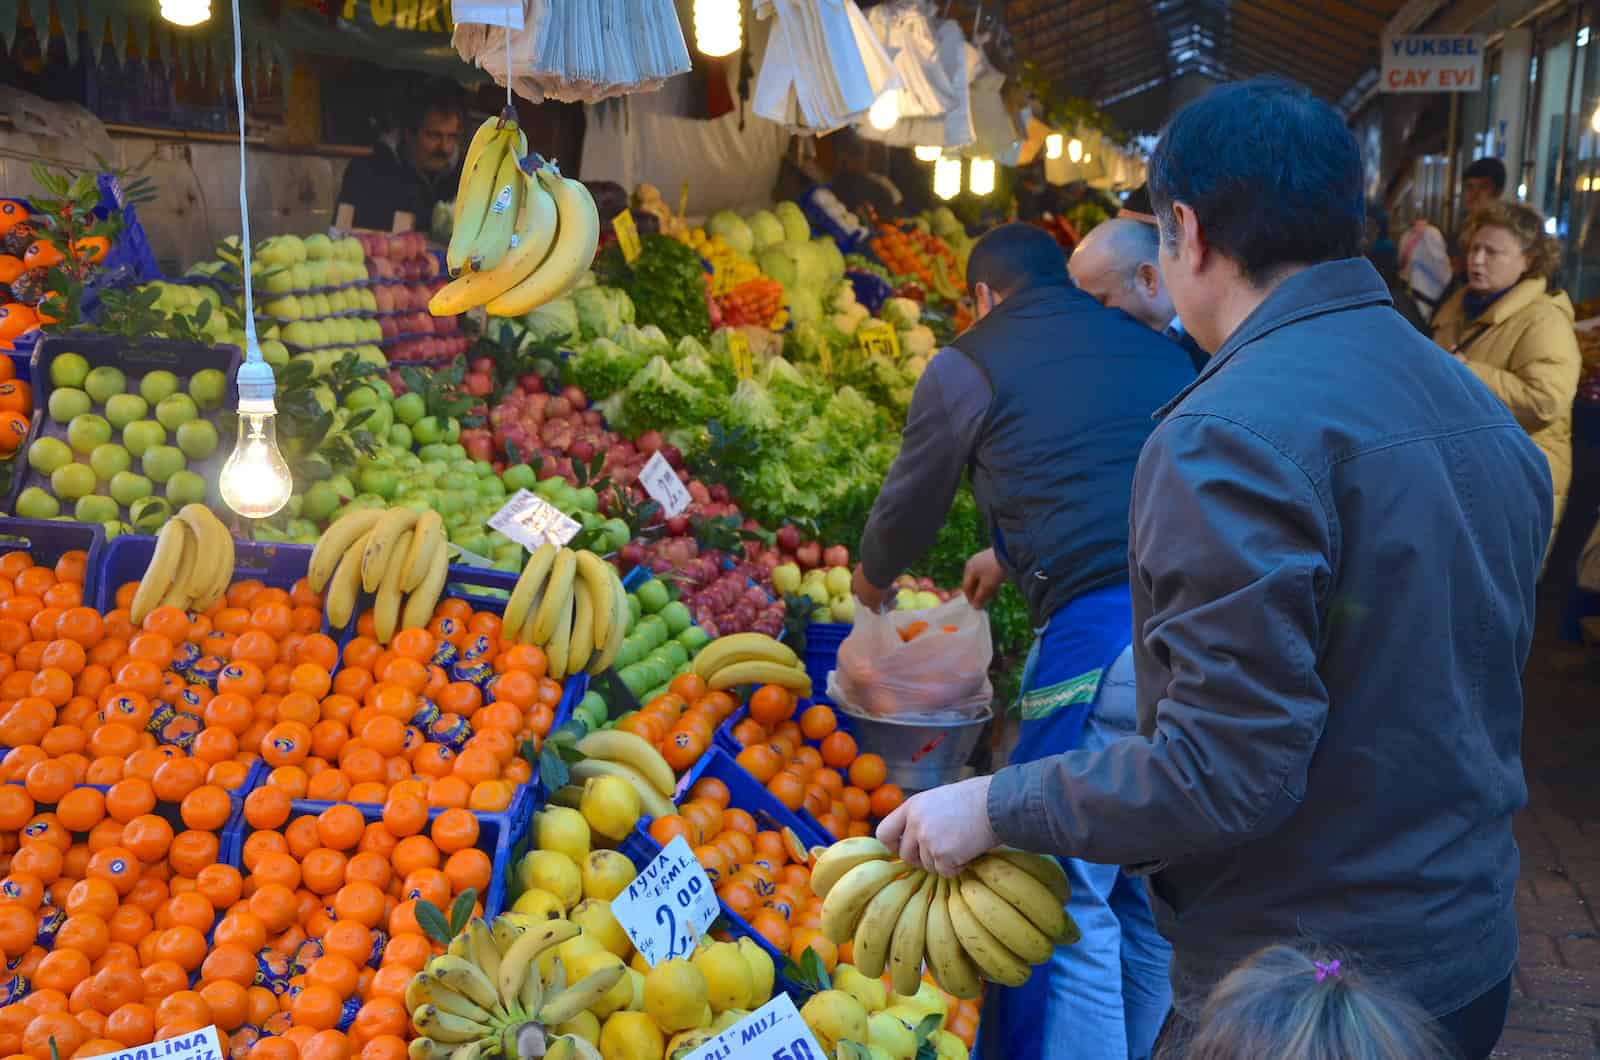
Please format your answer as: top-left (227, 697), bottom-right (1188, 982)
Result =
top-left (1167, 945), bottom-right (1452, 1060)
top-left (1433, 200), bottom-right (1582, 553)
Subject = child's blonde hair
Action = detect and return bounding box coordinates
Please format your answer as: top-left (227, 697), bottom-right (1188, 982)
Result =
top-left (1181, 945), bottom-right (1450, 1060)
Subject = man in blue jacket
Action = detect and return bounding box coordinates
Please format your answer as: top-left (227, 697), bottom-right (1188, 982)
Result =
top-left (877, 78), bottom-right (1549, 1060)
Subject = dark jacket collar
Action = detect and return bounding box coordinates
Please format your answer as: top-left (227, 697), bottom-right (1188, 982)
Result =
top-left (1156, 257), bottom-right (1393, 417)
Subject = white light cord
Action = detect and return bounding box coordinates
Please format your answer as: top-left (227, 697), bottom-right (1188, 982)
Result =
top-left (231, 0), bottom-right (258, 357)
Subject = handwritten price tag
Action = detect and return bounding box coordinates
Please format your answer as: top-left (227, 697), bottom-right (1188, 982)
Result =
top-left (728, 329), bottom-right (754, 381)
top-left (91, 1026), bottom-right (224, 1060)
top-left (857, 320), bottom-right (901, 361)
top-left (679, 994), bottom-right (826, 1060)
top-left (614, 209), bottom-right (643, 263)
top-left (611, 836), bottom-right (720, 967)
top-left (486, 490), bottom-right (581, 552)
top-left (639, 451), bottom-right (691, 518)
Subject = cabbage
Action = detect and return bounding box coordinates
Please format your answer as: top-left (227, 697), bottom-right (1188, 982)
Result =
top-left (674, 351), bottom-right (727, 399)
top-left (707, 210), bottom-right (753, 255)
top-left (901, 324), bottom-right (937, 358)
top-left (756, 247), bottom-right (797, 289)
top-left (880, 297), bottom-right (922, 331)
top-left (832, 283), bottom-right (858, 312)
top-left (748, 210), bottom-right (785, 250)
top-left (574, 286), bottom-right (632, 339)
top-left (763, 355), bottom-right (825, 412)
top-left (524, 296), bottom-right (580, 343)
top-left (776, 201), bottom-right (810, 243)
top-left (672, 335), bottom-right (710, 363)
top-left (616, 323), bottom-right (673, 361)
top-left (564, 336), bottom-right (645, 399)
top-left (788, 288), bottom-right (823, 326)
top-left (813, 237), bottom-right (845, 286)
top-left (725, 378), bottom-right (781, 440)
top-left (621, 356), bottom-right (705, 430)
top-left (595, 392), bottom-right (628, 431)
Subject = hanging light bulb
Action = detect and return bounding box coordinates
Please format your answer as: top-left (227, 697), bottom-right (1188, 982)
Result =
top-left (914, 145), bottom-right (943, 162)
top-left (1067, 137), bottom-right (1083, 163)
top-left (1083, 152), bottom-right (1093, 163)
top-left (160, 0), bottom-right (211, 26)
top-left (1591, 102), bottom-right (1600, 133)
top-left (693, 0), bottom-right (741, 58)
top-left (869, 90), bottom-right (900, 131)
top-left (969, 157), bottom-right (996, 196)
top-left (1045, 133), bottom-right (1063, 160)
top-left (217, 0), bottom-right (292, 519)
top-left (934, 157), bottom-right (962, 200)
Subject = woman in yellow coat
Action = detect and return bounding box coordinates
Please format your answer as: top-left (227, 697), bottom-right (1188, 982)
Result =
top-left (1433, 201), bottom-right (1581, 550)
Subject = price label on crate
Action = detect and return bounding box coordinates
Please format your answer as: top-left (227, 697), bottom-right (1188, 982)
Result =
top-left (728, 329), bottom-right (754, 380)
top-left (639, 451), bottom-right (691, 518)
top-left (486, 489), bottom-right (581, 551)
top-left (857, 320), bottom-right (900, 361)
top-left (612, 835), bottom-right (720, 966)
top-left (614, 209), bottom-right (643, 263)
top-left (92, 1026), bottom-right (224, 1060)
top-left (679, 994), bottom-right (826, 1060)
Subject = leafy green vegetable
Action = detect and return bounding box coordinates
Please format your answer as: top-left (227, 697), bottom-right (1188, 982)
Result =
top-left (595, 236), bottom-right (711, 343)
top-left (621, 356), bottom-right (706, 431)
top-left (563, 336), bottom-right (644, 400)
top-left (523, 296), bottom-right (580, 344)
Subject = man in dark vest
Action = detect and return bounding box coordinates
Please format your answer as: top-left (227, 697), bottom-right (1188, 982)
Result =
top-left (851, 223), bottom-right (1195, 1060)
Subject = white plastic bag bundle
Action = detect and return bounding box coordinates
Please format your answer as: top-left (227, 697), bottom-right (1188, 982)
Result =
top-left (829, 596), bottom-right (993, 721)
top-left (752, 0), bottom-right (900, 133)
top-left (967, 42), bottom-right (1022, 166)
top-left (866, 16), bottom-right (974, 149)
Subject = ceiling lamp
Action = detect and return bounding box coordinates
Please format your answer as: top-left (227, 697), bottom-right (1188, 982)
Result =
top-left (934, 157), bottom-right (962, 200)
top-left (969, 156), bottom-right (996, 197)
top-left (694, 0), bottom-right (741, 58)
top-left (1591, 102), bottom-right (1600, 133)
top-left (869, 89), bottom-right (901, 131)
top-left (1067, 137), bottom-right (1083, 163)
top-left (1083, 152), bottom-right (1092, 163)
top-left (914, 145), bottom-right (942, 162)
top-left (161, 0), bottom-right (211, 26)
top-left (1045, 133), bottom-right (1063, 160)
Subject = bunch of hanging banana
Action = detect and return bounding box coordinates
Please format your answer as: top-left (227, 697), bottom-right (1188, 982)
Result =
top-left (690, 633), bottom-right (812, 697)
top-left (406, 915), bottom-right (616, 1060)
top-left (130, 505), bottom-right (237, 623)
top-left (500, 545), bottom-right (625, 681)
top-left (307, 508), bottom-right (449, 643)
top-left (432, 111), bottom-right (600, 319)
top-left (812, 838), bottom-right (1079, 1000)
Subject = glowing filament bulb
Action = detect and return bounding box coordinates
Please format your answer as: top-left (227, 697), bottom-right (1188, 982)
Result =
top-left (220, 400), bottom-right (292, 519)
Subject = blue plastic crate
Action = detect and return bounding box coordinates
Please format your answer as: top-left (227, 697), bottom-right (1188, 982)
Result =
top-left (0, 516), bottom-right (105, 603)
top-left (94, 534), bottom-right (342, 628)
top-left (801, 622), bottom-right (850, 707)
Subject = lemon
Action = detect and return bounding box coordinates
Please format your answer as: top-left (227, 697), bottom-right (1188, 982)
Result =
top-left (868, 1011), bottom-right (918, 1060)
top-left (581, 775), bottom-right (643, 841)
top-left (800, 990), bottom-right (870, 1056)
top-left (890, 981), bottom-right (949, 1026)
top-left (540, 934), bottom-right (604, 983)
top-left (582, 849), bottom-right (637, 902)
top-left (519, 849), bottom-right (582, 910)
top-left (598, 1011), bottom-right (665, 1060)
top-left (510, 887), bottom-right (564, 920)
top-left (737, 937), bottom-right (775, 1003)
top-left (627, 967), bottom-right (645, 1012)
top-left (536, 806), bottom-right (591, 864)
top-left (643, 958), bottom-right (709, 1034)
top-left (931, 1029), bottom-right (968, 1060)
top-left (692, 941), bottom-right (754, 1013)
top-left (570, 898), bottom-right (631, 960)
top-left (834, 963), bottom-right (887, 1013)
top-left (571, 949), bottom-right (633, 1020)
top-left (551, 1010), bottom-right (600, 1046)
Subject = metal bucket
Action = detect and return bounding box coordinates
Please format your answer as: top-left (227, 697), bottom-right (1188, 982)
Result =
top-left (836, 701), bottom-right (993, 793)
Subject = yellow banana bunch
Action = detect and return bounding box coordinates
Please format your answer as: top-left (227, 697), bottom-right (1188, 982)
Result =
top-left (308, 508), bottom-right (448, 643)
top-left (691, 633), bottom-right (811, 697)
top-left (130, 505), bottom-right (236, 623)
top-left (500, 547), bottom-right (626, 680)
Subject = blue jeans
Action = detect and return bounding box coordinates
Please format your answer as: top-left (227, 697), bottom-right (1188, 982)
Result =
top-left (978, 647), bottom-right (1173, 1060)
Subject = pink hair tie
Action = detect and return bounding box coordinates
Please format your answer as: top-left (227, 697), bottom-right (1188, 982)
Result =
top-left (1314, 959), bottom-right (1342, 982)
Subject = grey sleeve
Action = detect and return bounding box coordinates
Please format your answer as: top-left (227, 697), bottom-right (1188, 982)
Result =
top-left (858, 349), bottom-right (992, 589)
top-left (986, 413), bottom-right (1334, 864)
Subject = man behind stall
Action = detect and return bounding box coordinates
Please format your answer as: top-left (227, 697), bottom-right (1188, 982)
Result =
top-left (337, 79), bottom-right (466, 232)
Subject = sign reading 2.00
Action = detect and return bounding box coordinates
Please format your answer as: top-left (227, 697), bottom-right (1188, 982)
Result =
top-left (610, 836), bottom-right (720, 966)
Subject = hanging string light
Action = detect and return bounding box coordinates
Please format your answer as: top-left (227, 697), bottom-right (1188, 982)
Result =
top-left (934, 157), bottom-right (962, 200)
top-left (217, 0), bottom-right (291, 519)
top-left (869, 89), bottom-right (901, 131)
top-left (969, 156), bottom-right (996, 196)
top-left (161, 0), bottom-right (211, 27)
top-left (694, 0), bottom-right (741, 58)
top-left (1067, 137), bottom-right (1083, 163)
top-left (914, 145), bottom-right (943, 162)
top-left (1045, 133), bottom-right (1063, 160)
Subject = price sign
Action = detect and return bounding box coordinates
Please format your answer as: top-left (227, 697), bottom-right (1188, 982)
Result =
top-left (91, 1026), bottom-right (224, 1060)
top-left (611, 836), bottom-right (720, 966)
top-left (728, 329), bottom-right (754, 381)
top-left (679, 182), bottom-right (690, 220)
top-left (614, 209), bottom-right (643, 263)
top-left (486, 490), bottom-right (581, 552)
top-left (818, 344), bottom-right (834, 377)
top-left (449, 542), bottom-right (496, 569)
top-left (857, 320), bottom-right (900, 361)
top-left (639, 451), bottom-right (691, 518)
top-left (679, 994), bottom-right (826, 1060)
top-left (451, 0), bottom-right (525, 26)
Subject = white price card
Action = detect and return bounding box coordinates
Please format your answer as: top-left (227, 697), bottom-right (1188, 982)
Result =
top-left (92, 1026), bottom-right (224, 1060)
top-left (680, 994), bottom-right (826, 1060)
top-left (451, 0), bottom-right (524, 28)
top-left (639, 451), bottom-right (692, 518)
top-left (611, 835), bottom-right (720, 967)
top-left (486, 489), bottom-right (581, 552)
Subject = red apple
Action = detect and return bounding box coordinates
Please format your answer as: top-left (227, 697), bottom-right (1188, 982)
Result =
top-left (824, 545), bottom-right (850, 568)
top-left (796, 541), bottom-right (822, 569)
top-left (775, 525), bottom-right (801, 552)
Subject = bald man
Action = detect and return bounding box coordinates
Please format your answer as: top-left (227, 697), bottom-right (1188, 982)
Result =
top-left (1070, 218), bottom-right (1209, 372)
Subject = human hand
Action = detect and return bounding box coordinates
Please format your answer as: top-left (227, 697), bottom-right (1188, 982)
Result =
top-left (961, 548), bottom-right (1005, 608)
top-left (852, 564), bottom-right (888, 613)
top-left (876, 775), bottom-right (998, 878)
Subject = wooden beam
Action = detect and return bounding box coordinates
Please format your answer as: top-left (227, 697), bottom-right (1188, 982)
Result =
top-left (1228, 1), bottom-right (1376, 62)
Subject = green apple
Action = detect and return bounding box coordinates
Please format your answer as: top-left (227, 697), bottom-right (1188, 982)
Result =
top-left (263, 267), bottom-right (296, 294)
top-left (573, 486), bottom-right (599, 512)
top-left (83, 366), bottom-right (126, 404)
top-left (265, 295), bottom-right (302, 321)
top-left (304, 233), bottom-right (333, 261)
top-left (155, 394), bottom-right (199, 431)
top-left (104, 393), bottom-right (149, 431)
top-left (165, 470), bottom-right (207, 506)
top-left (122, 420), bottom-right (166, 458)
top-left (364, 402), bottom-right (394, 437)
top-left (357, 467), bottom-right (400, 500)
top-left (501, 464), bottom-right (537, 491)
top-left (141, 445), bottom-right (186, 484)
top-left (49, 352), bottom-right (90, 389)
top-left (443, 418), bottom-right (461, 444)
top-left (27, 436), bottom-right (72, 476)
top-left (393, 393), bottom-right (426, 426)
top-left (411, 417), bottom-right (444, 446)
top-left (176, 420), bottom-right (219, 460)
top-left (48, 388), bottom-right (92, 424)
top-left (15, 486), bottom-right (60, 519)
top-left (50, 462), bottom-right (96, 501)
top-left (301, 480), bottom-right (341, 522)
top-left (344, 386), bottom-right (379, 412)
top-left (89, 443), bottom-right (131, 480)
top-left (67, 414), bottom-right (112, 454)
top-left (259, 341), bottom-right (290, 369)
top-left (475, 477), bottom-right (507, 501)
top-left (74, 495), bottom-right (118, 523)
top-left (188, 369), bottom-right (227, 410)
top-left (139, 370), bottom-right (180, 406)
top-left (109, 471), bottom-right (153, 507)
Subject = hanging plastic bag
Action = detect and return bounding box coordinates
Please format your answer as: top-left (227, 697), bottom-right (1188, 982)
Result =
top-left (830, 596), bottom-right (993, 721)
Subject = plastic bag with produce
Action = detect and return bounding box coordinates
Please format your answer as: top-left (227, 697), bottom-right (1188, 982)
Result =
top-left (830, 595), bottom-right (992, 721)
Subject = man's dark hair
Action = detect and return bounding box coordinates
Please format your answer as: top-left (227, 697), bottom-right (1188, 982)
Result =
top-left (412, 78), bottom-right (466, 131)
top-left (966, 223), bottom-right (1068, 296)
top-left (1148, 78), bottom-right (1363, 286)
top-left (1464, 156), bottom-right (1508, 195)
